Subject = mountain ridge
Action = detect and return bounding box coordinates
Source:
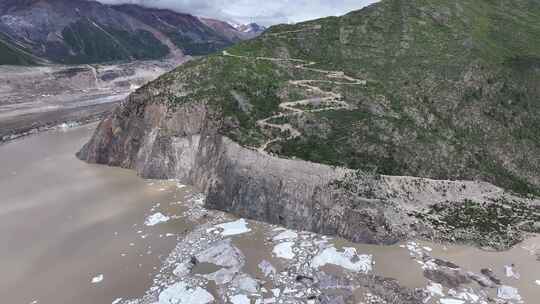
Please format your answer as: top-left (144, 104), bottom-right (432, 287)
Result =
top-left (0, 0), bottom-right (265, 64)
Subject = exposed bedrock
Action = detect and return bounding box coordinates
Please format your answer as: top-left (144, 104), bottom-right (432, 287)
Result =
top-left (78, 94), bottom-right (540, 248)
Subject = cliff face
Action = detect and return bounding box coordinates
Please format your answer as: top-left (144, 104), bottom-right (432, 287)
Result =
top-left (79, 86), bottom-right (539, 249)
top-left (78, 90), bottom-right (415, 245)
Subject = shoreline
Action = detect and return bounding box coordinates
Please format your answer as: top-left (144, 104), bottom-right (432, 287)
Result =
top-left (0, 109), bottom-right (105, 145)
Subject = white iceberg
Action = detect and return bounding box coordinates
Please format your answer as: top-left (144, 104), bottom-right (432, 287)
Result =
top-left (504, 265), bottom-right (520, 279)
top-left (439, 299), bottom-right (465, 304)
top-left (497, 285), bottom-right (522, 302)
top-left (273, 230), bottom-right (298, 241)
top-left (145, 212), bottom-right (170, 226)
top-left (230, 294), bottom-right (250, 304)
top-left (91, 274), bottom-right (104, 284)
top-left (273, 242), bottom-right (295, 259)
top-left (212, 219), bottom-right (251, 236)
top-left (158, 282), bottom-right (214, 304)
top-left (311, 247), bottom-right (372, 273)
top-left (426, 282), bottom-right (444, 297)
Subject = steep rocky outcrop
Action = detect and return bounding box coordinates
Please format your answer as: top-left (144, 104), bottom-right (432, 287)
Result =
top-left (78, 85), bottom-right (539, 249)
top-left (79, 0), bottom-right (540, 249)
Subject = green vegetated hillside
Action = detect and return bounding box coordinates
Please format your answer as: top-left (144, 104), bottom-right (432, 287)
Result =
top-left (0, 37), bottom-right (36, 65)
top-left (152, 0), bottom-right (540, 195)
top-left (60, 18), bottom-right (170, 64)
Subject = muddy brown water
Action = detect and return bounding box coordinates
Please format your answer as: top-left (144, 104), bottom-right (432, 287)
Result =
top-left (0, 124), bottom-right (539, 304)
top-left (0, 125), bottom-right (192, 304)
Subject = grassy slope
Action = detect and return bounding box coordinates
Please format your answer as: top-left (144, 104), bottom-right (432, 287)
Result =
top-left (61, 19), bottom-right (170, 64)
top-left (0, 37), bottom-right (36, 65)
top-left (150, 0), bottom-right (540, 195)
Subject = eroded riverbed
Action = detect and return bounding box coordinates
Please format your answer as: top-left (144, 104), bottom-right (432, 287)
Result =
top-left (0, 125), bottom-right (538, 304)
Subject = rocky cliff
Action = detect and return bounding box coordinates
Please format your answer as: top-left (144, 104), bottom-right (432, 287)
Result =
top-left (79, 83), bottom-right (539, 249)
top-left (79, 0), bottom-right (540, 249)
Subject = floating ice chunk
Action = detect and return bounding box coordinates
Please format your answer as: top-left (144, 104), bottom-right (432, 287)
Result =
top-left (450, 290), bottom-right (480, 303)
top-left (497, 286), bottom-right (522, 302)
top-left (212, 219), bottom-right (251, 236)
top-left (311, 247), bottom-right (372, 273)
top-left (173, 262), bottom-right (193, 277)
top-left (426, 282), bottom-right (445, 297)
top-left (258, 260), bottom-right (276, 277)
top-left (423, 246), bottom-right (433, 252)
top-left (273, 230), bottom-right (298, 241)
top-left (504, 265), bottom-right (520, 279)
top-left (145, 212), bottom-right (170, 226)
top-left (273, 242), bottom-right (295, 259)
top-left (536, 280), bottom-right (540, 286)
top-left (230, 294), bottom-right (250, 304)
top-left (233, 274), bottom-right (259, 293)
top-left (112, 299), bottom-right (122, 304)
top-left (158, 282), bottom-right (214, 304)
top-left (439, 299), bottom-right (465, 304)
top-left (91, 274), bottom-right (104, 284)
top-left (29, 300), bottom-right (38, 304)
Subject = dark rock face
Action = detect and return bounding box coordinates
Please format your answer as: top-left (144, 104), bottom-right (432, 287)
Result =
top-left (78, 91), bottom-right (413, 245)
top-left (424, 269), bottom-right (471, 289)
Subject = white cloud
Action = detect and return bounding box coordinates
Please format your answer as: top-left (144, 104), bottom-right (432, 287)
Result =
top-left (97, 0), bottom-right (379, 25)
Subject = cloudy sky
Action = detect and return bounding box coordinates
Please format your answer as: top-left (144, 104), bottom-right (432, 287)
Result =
top-left (97, 0), bottom-right (379, 26)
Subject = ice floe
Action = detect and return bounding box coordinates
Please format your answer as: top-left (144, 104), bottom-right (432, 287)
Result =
top-left (111, 298), bottom-right (122, 304)
top-left (504, 264), bottom-right (520, 279)
top-left (91, 274), bottom-right (103, 284)
top-left (448, 289), bottom-right (480, 303)
top-left (497, 285), bottom-right (522, 302)
top-left (272, 242), bottom-right (295, 260)
top-left (536, 280), bottom-right (540, 286)
top-left (426, 282), bottom-right (445, 297)
top-left (258, 260), bottom-right (276, 277)
top-left (210, 219), bottom-right (251, 236)
top-left (145, 212), bottom-right (170, 226)
top-left (230, 294), bottom-right (250, 304)
top-left (158, 282), bottom-right (214, 304)
top-left (311, 247), bottom-right (372, 273)
top-left (439, 298), bottom-right (465, 304)
top-left (273, 230), bottom-right (298, 241)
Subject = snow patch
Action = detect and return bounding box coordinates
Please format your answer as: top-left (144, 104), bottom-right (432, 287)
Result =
top-left (145, 212), bottom-right (170, 226)
top-left (91, 274), bottom-right (104, 284)
top-left (273, 242), bottom-right (295, 260)
top-left (311, 247), bottom-right (372, 273)
top-left (158, 282), bottom-right (214, 304)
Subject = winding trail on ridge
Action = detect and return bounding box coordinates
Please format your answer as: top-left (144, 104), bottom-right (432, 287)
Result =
top-left (222, 50), bottom-right (367, 152)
